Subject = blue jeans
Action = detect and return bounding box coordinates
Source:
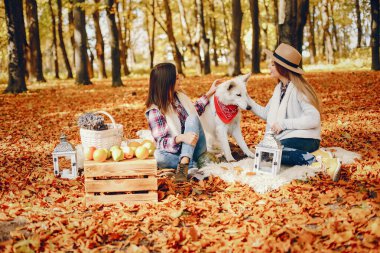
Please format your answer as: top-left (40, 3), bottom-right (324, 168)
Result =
top-left (280, 138), bottom-right (320, 166)
top-left (154, 115), bottom-right (207, 169)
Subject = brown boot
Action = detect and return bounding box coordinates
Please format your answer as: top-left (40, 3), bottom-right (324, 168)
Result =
top-left (174, 163), bottom-right (189, 183)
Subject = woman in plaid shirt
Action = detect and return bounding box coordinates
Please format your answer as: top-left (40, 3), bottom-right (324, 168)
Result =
top-left (145, 63), bottom-right (220, 183)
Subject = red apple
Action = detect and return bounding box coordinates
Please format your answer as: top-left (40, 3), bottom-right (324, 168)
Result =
top-left (84, 146), bottom-right (96, 160)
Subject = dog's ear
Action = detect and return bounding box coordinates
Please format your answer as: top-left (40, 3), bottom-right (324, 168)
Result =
top-left (241, 72), bottom-right (252, 83)
top-left (227, 82), bottom-right (235, 91)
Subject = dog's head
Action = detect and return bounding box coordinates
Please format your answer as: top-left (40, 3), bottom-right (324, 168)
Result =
top-left (215, 73), bottom-right (252, 110)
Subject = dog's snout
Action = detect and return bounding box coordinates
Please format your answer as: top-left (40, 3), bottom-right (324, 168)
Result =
top-left (246, 105), bottom-right (252, 110)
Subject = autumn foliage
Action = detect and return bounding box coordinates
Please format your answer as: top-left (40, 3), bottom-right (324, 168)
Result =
top-left (0, 71), bottom-right (379, 252)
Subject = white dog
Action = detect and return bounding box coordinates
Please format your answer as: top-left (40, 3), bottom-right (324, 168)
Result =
top-left (200, 73), bottom-right (255, 161)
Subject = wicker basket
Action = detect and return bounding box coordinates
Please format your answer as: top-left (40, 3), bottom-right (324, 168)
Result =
top-left (80, 111), bottom-right (123, 149)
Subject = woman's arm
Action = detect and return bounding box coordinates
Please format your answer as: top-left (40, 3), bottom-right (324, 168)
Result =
top-left (194, 79), bottom-right (223, 116)
top-left (248, 96), bottom-right (271, 121)
top-left (280, 96), bottom-right (320, 130)
top-left (147, 109), bottom-right (181, 153)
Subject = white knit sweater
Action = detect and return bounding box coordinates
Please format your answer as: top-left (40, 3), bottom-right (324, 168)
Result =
top-left (249, 82), bottom-right (321, 140)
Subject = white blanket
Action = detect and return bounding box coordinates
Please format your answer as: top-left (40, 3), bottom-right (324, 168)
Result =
top-left (189, 147), bottom-right (361, 194)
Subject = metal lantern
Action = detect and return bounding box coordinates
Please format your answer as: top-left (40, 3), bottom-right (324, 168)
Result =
top-left (253, 130), bottom-right (283, 175)
top-left (52, 134), bottom-right (78, 179)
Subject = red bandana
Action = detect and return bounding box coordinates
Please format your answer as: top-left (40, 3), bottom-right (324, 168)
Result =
top-left (214, 96), bottom-right (239, 124)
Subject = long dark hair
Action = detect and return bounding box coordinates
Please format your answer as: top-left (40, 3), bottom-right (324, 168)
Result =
top-left (145, 63), bottom-right (177, 113)
top-left (274, 62), bottom-right (320, 112)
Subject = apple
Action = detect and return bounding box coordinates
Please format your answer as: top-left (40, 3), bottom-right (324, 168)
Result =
top-left (93, 149), bottom-right (107, 162)
top-left (101, 148), bottom-right (111, 159)
top-left (110, 145), bottom-right (121, 153)
top-left (142, 141), bottom-right (155, 156)
top-left (84, 146), bottom-right (96, 160)
top-left (128, 141), bottom-right (141, 148)
top-left (121, 146), bottom-right (134, 159)
top-left (135, 146), bottom-right (149, 160)
top-left (112, 148), bottom-right (124, 162)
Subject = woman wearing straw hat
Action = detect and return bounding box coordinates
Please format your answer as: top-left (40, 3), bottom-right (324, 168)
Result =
top-left (248, 43), bottom-right (341, 181)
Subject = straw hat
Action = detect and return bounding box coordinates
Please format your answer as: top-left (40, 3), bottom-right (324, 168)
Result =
top-left (264, 43), bottom-right (304, 74)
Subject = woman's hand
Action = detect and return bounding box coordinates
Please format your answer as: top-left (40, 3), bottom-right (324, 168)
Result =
top-left (205, 79), bottom-right (223, 98)
top-left (271, 122), bottom-right (284, 135)
top-left (176, 132), bottom-right (199, 146)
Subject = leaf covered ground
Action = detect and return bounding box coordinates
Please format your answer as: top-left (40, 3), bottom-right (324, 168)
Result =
top-left (0, 71), bottom-right (379, 252)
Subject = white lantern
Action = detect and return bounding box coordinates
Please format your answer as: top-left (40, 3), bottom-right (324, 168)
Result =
top-left (52, 134), bottom-right (78, 179)
top-left (253, 131), bottom-right (283, 175)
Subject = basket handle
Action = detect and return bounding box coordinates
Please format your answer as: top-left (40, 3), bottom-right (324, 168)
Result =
top-left (94, 111), bottom-right (117, 129)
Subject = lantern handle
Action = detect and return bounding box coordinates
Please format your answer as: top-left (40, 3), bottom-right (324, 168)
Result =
top-left (94, 111), bottom-right (117, 129)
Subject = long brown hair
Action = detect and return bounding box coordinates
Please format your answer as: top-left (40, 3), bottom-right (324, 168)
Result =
top-left (145, 63), bottom-right (177, 113)
top-left (274, 62), bottom-right (320, 112)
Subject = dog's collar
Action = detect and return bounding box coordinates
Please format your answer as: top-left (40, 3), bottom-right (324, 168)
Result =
top-left (214, 96), bottom-right (239, 124)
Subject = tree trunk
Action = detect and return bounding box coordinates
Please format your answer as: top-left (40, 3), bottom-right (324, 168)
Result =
top-left (307, 4), bottom-right (316, 64)
top-left (123, 0), bottom-right (132, 73)
top-left (196, 0), bottom-right (211, 74)
top-left (321, 0), bottom-right (334, 64)
top-left (73, 0), bottom-right (92, 85)
top-left (92, 0), bottom-right (107, 79)
top-left (4, 0), bottom-right (27, 94)
top-left (221, 1), bottom-right (231, 49)
top-left (106, 0), bottom-right (123, 86)
top-left (296, 0), bottom-right (309, 55)
top-left (262, 0), bottom-right (270, 50)
top-left (177, 0), bottom-right (202, 73)
top-left (249, 0), bottom-right (260, 73)
top-left (371, 0), bottom-right (380, 70)
top-left (68, 0), bottom-right (75, 66)
top-left (145, 0), bottom-right (156, 69)
top-left (209, 0), bottom-right (218, 67)
top-left (163, 0), bottom-right (184, 74)
top-left (117, 1), bottom-right (130, 76)
top-left (355, 0), bottom-right (362, 48)
top-left (87, 46), bottom-right (94, 78)
top-left (48, 0), bottom-right (59, 79)
top-left (329, 1), bottom-right (340, 55)
top-left (25, 0), bottom-right (45, 82)
top-left (228, 0), bottom-right (243, 76)
top-left (57, 0), bottom-right (73, 78)
top-left (278, 0), bottom-right (297, 47)
top-left (273, 0), bottom-right (279, 45)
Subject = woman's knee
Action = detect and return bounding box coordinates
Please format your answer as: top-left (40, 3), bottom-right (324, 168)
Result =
top-left (185, 115), bottom-right (201, 130)
top-left (154, 150), bottom-right (178, 168)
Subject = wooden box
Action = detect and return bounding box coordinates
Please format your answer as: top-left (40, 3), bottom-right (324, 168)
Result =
top-left (84, 158), bottom-right (158, 206)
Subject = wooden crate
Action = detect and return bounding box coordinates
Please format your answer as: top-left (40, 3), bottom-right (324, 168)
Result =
top-left (84, 158), bottom-right (158, 206)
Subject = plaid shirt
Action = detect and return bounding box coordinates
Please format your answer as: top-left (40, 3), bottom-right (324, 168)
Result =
top-left (146, 93), bottom-right (209, 153)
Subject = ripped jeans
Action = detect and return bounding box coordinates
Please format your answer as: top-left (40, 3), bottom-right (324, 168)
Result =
top-left (280, 138), bottom-right (320, 166)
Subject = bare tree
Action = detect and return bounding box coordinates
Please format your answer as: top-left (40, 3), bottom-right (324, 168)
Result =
top-left (25, 0), bottom-right (46, 82)
top-left (106, 0), bottom-right (123, 86)
top-left (4, 0), bottom-right (27, 93)
top-left (228, 0), bottom-right (243, 76)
